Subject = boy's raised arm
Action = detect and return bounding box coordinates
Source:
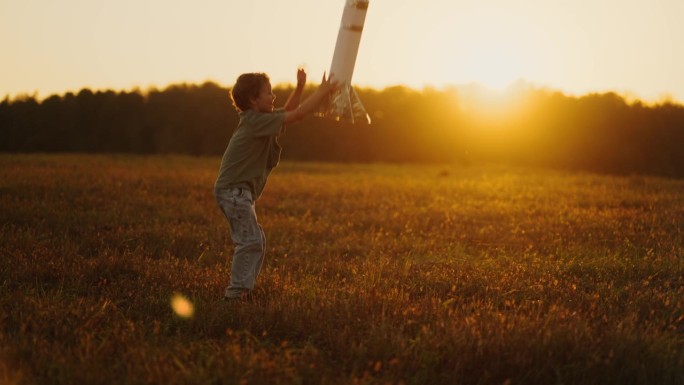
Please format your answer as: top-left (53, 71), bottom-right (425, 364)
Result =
top-left (284, 72), bottom-right (337, 124)
top-left (284, 69), bottom-right (306, 112)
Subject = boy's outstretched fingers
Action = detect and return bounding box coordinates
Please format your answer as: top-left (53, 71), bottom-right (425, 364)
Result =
top-left (297, 68), bottom-right (306, 85)
top-left (326, 73), bottom-right (339, 92)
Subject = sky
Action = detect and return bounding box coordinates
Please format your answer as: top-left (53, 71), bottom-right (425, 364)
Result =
top-left (2, 0), bottom-right (683, 102)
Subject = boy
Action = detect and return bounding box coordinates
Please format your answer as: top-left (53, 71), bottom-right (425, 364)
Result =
top-left (215, 69), bottom-right (336, 300)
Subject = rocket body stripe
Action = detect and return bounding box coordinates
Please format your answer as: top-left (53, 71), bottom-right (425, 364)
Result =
top-left (329, 0), bottom-right (369, 86)
top-left (320, 0), bottom-right (370, 124)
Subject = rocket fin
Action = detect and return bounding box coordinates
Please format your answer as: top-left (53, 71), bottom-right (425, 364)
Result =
top-left (320, 83), bottom-right (371, 124)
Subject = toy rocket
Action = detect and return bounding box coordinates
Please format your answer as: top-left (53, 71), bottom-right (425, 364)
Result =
top-left (321, 0), bottom-right (370, 124)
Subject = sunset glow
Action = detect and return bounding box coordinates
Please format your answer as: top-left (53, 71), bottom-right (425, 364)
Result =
top-left (1, 0), bottom-right (683, 103)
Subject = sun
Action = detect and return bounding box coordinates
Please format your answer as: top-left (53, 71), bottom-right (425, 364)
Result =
top-left (457, 45), bottom-right (525, 91)
top-left (415, 5), bottom-right (549, 91)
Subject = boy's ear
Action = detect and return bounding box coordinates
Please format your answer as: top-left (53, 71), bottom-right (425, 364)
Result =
top-left (249, 96), bottom-right (258, 108)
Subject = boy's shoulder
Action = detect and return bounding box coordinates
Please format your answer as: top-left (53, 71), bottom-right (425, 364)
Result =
top-left (239, 107), bottom-right (286, 116)
top-left (239, 108), bottom-right (286, 125)
top-left (236, 108), bottom-right (287, 137)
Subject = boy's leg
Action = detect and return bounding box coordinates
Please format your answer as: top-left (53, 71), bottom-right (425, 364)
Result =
top-left (254, 224), bottom-right (266, 280)
top-left (215, 188), bottom-right (265, 298)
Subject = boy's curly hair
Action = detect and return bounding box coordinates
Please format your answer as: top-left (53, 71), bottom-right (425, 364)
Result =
top-left (230, 73), bottom-right (270, 112)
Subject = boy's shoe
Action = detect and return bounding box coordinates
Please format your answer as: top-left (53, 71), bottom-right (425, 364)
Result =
top-left (223, 288), bottom-right (251, 301)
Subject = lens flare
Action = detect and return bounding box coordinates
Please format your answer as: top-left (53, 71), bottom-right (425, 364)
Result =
top-left (171, 293), bottom-right (194, 318)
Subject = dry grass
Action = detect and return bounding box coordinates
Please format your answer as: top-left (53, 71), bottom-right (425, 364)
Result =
top-left (1, 154), bottom-right (683, 385)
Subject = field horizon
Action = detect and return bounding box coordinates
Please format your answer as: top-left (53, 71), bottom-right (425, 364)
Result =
top-left (1, 154), bottom-right (682, 385)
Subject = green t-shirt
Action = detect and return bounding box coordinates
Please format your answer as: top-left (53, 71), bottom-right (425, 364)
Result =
top-left (215, 108), bottom-right (286, 199)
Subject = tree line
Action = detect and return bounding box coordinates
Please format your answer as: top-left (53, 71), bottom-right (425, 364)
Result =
top-left (1, 81), bottom-right (683, 177)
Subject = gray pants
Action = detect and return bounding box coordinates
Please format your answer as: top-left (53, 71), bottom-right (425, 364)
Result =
top-left (215, 187), bottom-right (265, 298)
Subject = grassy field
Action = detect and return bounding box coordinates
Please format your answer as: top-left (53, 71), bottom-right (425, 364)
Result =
top-left (1, 154), bottom-right (683, 385)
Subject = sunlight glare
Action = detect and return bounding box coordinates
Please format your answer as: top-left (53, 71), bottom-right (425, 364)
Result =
top-left (459, 82), bottom-right (533, 127)
top-left (417, 4), bottom-right (550, 92)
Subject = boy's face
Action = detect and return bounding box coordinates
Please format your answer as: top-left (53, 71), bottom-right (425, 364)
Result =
top-left (251, 81), bottom-right (275, 112)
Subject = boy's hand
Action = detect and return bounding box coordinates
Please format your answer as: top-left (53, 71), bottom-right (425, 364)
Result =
top-left (283, 72), bottom-right (339, 124)
top-left (297, 68), bottom-right (306, 88)
top-left (320, 72), bottom-right (339, 94)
